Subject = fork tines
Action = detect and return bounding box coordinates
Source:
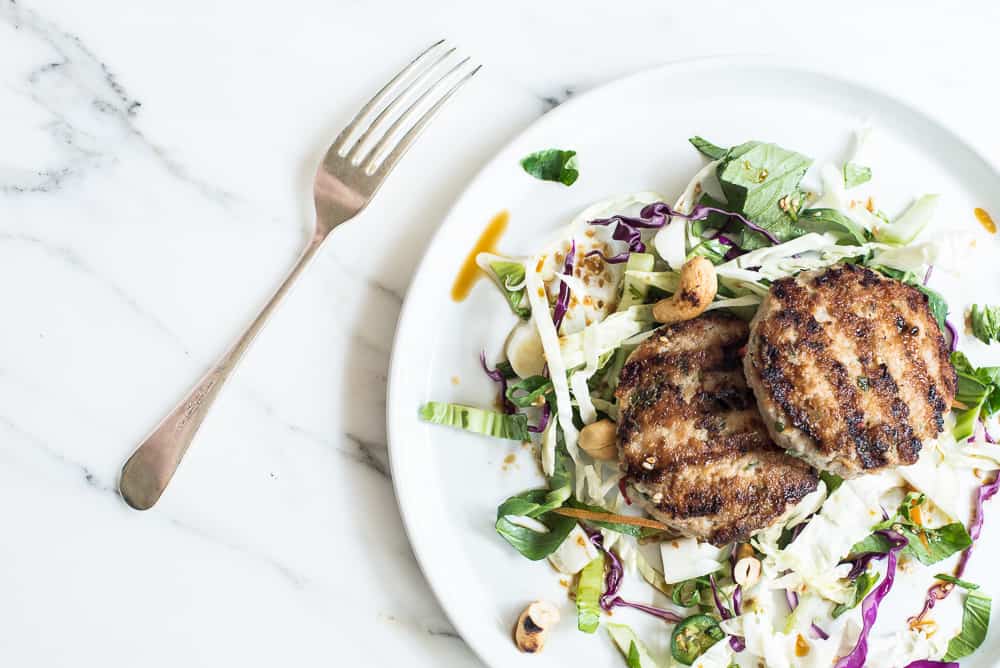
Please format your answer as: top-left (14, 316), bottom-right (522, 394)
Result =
top-left (333, 40), bottom-right (480, 177)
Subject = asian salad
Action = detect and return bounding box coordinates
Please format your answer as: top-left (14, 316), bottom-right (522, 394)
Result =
top-left (420, 132), bottom-right (1000, 667)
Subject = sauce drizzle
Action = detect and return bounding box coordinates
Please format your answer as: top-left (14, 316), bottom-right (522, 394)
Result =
top-left (974, 207), bottom-right (996, 234)
top-left (451, 210), bottom-right (509, 302)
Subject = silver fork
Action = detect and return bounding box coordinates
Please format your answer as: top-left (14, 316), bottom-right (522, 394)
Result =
top-left (119, 41), bottom-right (480, 510)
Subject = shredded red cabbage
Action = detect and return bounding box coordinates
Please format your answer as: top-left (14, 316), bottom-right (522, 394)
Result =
top-left (552, 240), bottom-right (575, 331)
top-left (709, 574), bottom-right (745, 652)
top-left (809, 622), bottom-right (830, 640)
top-left (586, 529), bottom-right (684, 623)
top-left (618, 477), bottom-right (632, 505)
top-left (923, 264), bottom-right (934, 286)
top-left (902, 661), bottom-right (958, 668)
top-left (945, 319), bottom-right (959, 351)
top-left (480, 351), bottom-right (515, 414)
top-left (785, 588), bottom-right (799, 611)
top-left (586, 201), bottom-right (777, 266)
top-left (527, 402), bottom-right (550, 434)
top-left (913, 472), bottom-right (1000, 623)
top-left (732, 584), bottom-right (742, 615)
top-left (834, 530), bottom-right (908, 668)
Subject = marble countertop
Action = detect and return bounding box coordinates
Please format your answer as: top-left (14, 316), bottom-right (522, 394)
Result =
top-left (3, 1), bottom-right (1000, 665)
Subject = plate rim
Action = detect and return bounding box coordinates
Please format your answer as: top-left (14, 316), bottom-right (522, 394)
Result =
top-left (385, 54), bottom-right (1000, 667)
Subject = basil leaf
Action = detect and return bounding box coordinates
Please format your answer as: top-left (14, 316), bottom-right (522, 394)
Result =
top-left (485, 261), bottom-right (530, 319)
top-left (688, 136), bottom-right (728, 160)
top-left (820, 470), bottom-right (845, 494)
top-left (896, 522), bottom-right (972, 565)
top-left (577, 554), bottom-right (605, 633)
top-left (934, 574), bottom-right (980, 591)
top-left (419, 402), bottom-right (529, 440)
top-left (971, 303), bottom-right (1000, 344)
top-left (943, 590), bottom-right (992, 662)
top-left (847, 531), bottom-right (898, 558)
top-left (917, 285), bottom-right (949, 333)
top-left (495, 490), bottom-right (576, 560)
top-left (520, 149), bottom-right (579, 186)
top-left (832, 570), bottom-right (881, 618)
top-left (843, 163), bottom-right (872, 189)
top-left (495, 360), bottom-right (516, 379)
top-left (716, 141), bottom-right (812, 249)
top-left (798, 207), bottom-right (868, 245)
top-left (494, 440), bottom-right (575, 559)
top-left (951, 351), bottom-right (1000, 439)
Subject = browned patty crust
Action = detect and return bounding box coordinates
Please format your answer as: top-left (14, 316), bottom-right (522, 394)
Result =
top-left (615, 312), bottom-right (818, 546)
top-left (744, 263), bottom-right (957, 478)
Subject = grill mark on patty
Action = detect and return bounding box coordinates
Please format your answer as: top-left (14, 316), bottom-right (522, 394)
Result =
top-left (617, 312), bottom-right (818, 544)
top-left (745, 263), bottom-right (956, 477)
top-left (815, 265), bottom-right (922, 469)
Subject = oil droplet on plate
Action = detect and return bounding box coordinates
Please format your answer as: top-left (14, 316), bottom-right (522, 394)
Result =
top-left (974, 207), bottom-right (996, 234)
top-left (451, 210), bottom-right (510, 301)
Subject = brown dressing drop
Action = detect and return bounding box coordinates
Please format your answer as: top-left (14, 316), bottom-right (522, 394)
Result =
top-left (451, 210), bottom-right (510, 301)
top-left (974, 207), bottom-right (996, 234)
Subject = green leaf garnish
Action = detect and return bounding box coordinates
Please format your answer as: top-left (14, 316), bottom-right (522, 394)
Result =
top-left (943, 590), bottom-right (992, 662)
top-left (520, 148), bottom-right (579, 186)
top-left (971, 303), bottom-right (1000, 344)
top-left (688, 136), bottom-right (728, 160)
top-left (832, 570), bottom-right (881, 618)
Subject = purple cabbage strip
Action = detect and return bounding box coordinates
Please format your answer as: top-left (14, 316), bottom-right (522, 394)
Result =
top-left (709, 574), bottom-right (745, 652)
top-left (732, 585), bottom-right (742, 615)
top-left (586, 529), bottom-right (684, 623)
top-left (479, 351), bottom-right (515, 414)
top-left (552, 240), bottom-right (575, 332)
top-left (785, 588), bottom-right (799, 611)
top-left (833, 530), bottom-right (907, 668)
top-left (586, 200), bottom-right (775, 266)
top-left (923, 264), bottom-right (934, 286)
top-left (527, 402), bottom-right (550, 434)
top-left (902, 661), bottom-right (958, 668)
top-left (945, 319), bottom-right (959, 352)
top-left (809, 623), bottom-right (830, 640)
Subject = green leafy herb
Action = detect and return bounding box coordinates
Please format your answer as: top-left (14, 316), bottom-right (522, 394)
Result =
top-left (494, 360), bottom-right (516, 379)
top-left (485, 261), bottom-right (530, 319)
top-left (918, 285), bottom-right (949, 333)
top-left (820, 470), bottom-right (845, 494)
top-left (850, 493), bottom-right (973, 565)
top-left (971, 304), bottom-right (1000, 344)
top-left (687, 236), bottom-right (731, 264)
top-left (419, 402), bottom-right (529, 440)
top-left (520, 149), bottom-right (579, 186)
top-left (942, 590), bottom-right (992, 662)
top-left (576, 553), bottom-right (605, 633)
top-left (626, 641), bottom-right (643, 668)
top-left (688, 136), bottom-right (728, 160)
top-left (843, 163), bottom-right (872, 189)
top-left (797, 208), bottom-right (869, 245)
top-left (934, 574), bottom-right (980, 590)
top-left (506, 375), bottom-right (553, 409)
top-left (832, 570), bottom-right (881, 618)
top-left (494, 442), bottom-right (574, 559)
top-left (951, 351), bottom-right (1000, 440)
top-left (716, 141), bottom-right (813, 249)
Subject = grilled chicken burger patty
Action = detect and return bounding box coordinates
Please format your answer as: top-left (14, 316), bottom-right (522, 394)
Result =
top-left (744, 263), bottom-right (957, 479)
top-left (615, 312), bottom-right (818, 546)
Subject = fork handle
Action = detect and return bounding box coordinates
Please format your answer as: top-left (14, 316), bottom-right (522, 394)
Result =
top-left (119, 233), bottom-right (326, 510)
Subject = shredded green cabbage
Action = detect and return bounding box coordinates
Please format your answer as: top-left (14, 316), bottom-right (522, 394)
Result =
top-left (418, 402), bottom-right (528, 440)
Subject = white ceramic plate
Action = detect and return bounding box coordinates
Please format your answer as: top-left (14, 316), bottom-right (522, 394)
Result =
top-left (387, 57), bottom-right (1000, 667)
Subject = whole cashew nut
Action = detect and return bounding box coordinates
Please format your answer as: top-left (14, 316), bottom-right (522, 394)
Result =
top-left (578, 419), bottom-right (618, 461)
top-left (514, 600), bottom-right (560, 653)
top-left (652, 256), bottom-right (717, 324)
